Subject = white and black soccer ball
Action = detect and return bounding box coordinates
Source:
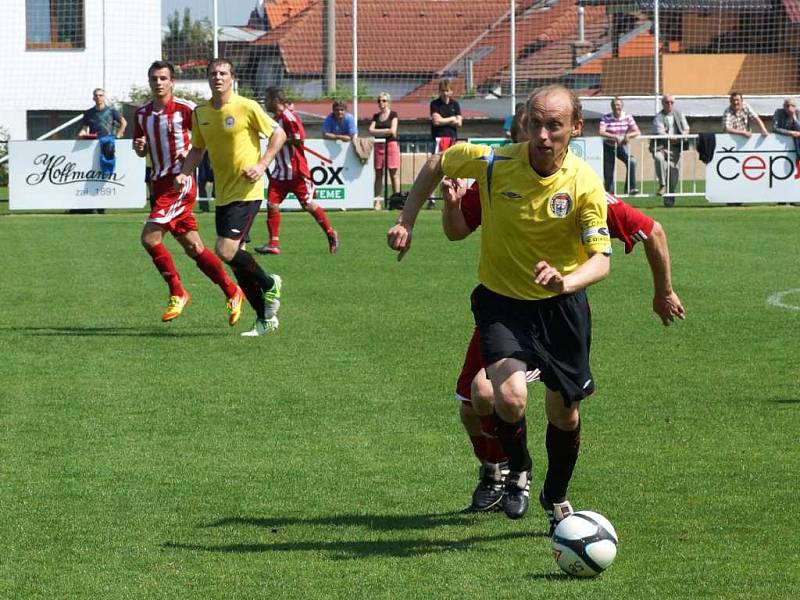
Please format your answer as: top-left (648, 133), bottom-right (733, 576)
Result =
top-left (551, 510), bottom-right (618, 577)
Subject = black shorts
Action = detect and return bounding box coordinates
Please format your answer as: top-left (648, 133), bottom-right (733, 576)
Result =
top-left (215, 201), bottom-right (261, 241)
top-left (471, 284), bottom-right (594, 405)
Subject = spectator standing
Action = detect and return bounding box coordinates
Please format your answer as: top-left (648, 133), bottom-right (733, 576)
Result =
top-left (772, 98), bottom-right (800, 153)
top-left (369, 92), bottom-right (400, 210)
top-left (651, 94), bottom-right (690, 207)
top-left (430, 78), bottom-right (462, 153)
top-left (599, 97), bottom-right (639, 195)
top-left (723, 92), bottom-right (768, 138)
top-left (321, 100), bottom-right (357, 141)
top-left (428, 78), bottom-right (463, 208)
top-left (79, 88), bottom-right (127, 140)
top-left (77, 88), bottom-right (127, 214)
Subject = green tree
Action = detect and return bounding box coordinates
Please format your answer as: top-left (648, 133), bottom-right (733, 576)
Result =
top-left (162, 9), bottom-right (213, 79)
top-left (0, 126), bottom-right (9, 187)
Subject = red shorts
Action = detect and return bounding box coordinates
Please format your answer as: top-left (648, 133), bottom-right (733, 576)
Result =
top-left (434, 136), bottom-right (456, 154)
top-left (267, 177), bottom-right (315, 205)
top-left (374, 139), bottom-right (400, 171)
top-left (454, 327), bottom-right (541, 404)
top-left (147, 176), bottom-right (197, 237)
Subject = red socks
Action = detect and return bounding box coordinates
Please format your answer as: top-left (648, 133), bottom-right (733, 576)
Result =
top-left (147, 243), bottom-right (184, 296)
top-left (267, 207), bottom-right (281, 244)
top-left (194, 248), bottom-right (237, 298)
top-left (310, 205), bottom-right (332, 234)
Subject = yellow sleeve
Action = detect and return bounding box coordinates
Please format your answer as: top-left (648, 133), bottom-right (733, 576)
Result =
top-left (579, 177), bottom-right (612, 256)
top-left (440, 143), bottom-right (491, 179)
top-left (250, 101), bottom-right (275, 138)
top-left (191, 109), bottom-right (206, 150)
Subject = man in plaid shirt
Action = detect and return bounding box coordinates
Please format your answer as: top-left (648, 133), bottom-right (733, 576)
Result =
top-left (723, 92), bottom-right (768, 138)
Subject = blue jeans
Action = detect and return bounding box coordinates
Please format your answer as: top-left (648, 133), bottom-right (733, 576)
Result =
top-left (603, 142), bottom-right (637, 193)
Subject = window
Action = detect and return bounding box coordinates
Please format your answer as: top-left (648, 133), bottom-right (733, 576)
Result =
top-left (27, 111), bottom-right (83, 140)
top-left (26, 0), bottom-right (85, 49)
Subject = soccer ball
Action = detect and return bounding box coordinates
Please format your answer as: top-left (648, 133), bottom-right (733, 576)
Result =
top-left (551, 511), bottom-right (618, 577)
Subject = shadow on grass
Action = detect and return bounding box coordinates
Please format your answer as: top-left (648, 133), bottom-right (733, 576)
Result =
top-left (770, 398), bottom-right (800, 404)
top-left (5, 326), bottom-right (223, 338)
top-left (163, 511), bottom-right (549, 559)
top-left (202, 511), bottom-right (497, 531)
top-left (163, 531), bottom-right (537, 560)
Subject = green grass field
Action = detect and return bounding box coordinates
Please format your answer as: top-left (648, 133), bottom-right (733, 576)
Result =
top-left (2, 202), bottom-right (799, 599)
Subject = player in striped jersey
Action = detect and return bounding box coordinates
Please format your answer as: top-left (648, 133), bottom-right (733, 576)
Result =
top-left (133, 60), bottom-right (244, 325)
top-left (255, 87), bottom-right (338, 255)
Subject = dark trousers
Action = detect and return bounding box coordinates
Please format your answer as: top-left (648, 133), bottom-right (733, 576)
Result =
top-left (603, 143), bottom-right (637, 194)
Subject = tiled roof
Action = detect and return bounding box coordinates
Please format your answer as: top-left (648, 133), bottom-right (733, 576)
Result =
top-left (402, 0), bottom-right (604, 100)
top-left (264, 0), bottom-right (315, 30)
top-left (253, 1), bottom-right (511, 73)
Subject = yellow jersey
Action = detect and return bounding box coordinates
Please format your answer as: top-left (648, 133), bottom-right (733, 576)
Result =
top-left (191, 94), bottom-right (277, 205)
top-left (441, 142), bottom-right (611, 300)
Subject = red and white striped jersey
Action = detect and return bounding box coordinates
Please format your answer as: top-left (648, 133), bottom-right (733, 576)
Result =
top-left (134, 97), bottom-right (195, 181)
top-left (270, 108), bottom-right (311, 181)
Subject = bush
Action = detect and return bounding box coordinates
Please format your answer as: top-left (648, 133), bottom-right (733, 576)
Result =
top-left (0, 126), bottom-right (9, 187)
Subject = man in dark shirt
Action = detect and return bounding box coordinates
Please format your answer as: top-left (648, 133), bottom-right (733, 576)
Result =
top-left (79, 88), bottom-right (127, 139)
top-left (428, 79), bottom-right (462, 208)
top-left (430, 78), bottom-right (462, 153)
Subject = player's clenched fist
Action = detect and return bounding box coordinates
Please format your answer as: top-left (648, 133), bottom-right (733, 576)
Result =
top-left (534, 260), bottom-right (565, 293)
top-left (173, 172), bottom-right (190, 191)
top-left (387, 223), bottom-right (412, 261)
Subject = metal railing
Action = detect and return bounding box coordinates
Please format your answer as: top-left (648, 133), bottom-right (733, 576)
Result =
top-left (609, 134), bottom-right (703, 199)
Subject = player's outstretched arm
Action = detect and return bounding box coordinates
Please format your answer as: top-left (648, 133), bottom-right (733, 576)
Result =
top-left (643, 220), bottom-right (686, 326)
top-left (387, 153), bottom-right (444, 261)
top-left (441, 178), bottom-right (471, 241)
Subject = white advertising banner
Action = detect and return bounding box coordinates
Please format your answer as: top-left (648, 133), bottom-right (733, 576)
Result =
top-left (706, 134), bottom-right (799, 203)
top-left (568, 137), bottom-right (604, 181)
top-left (9, 140), bottom-right (146, 210)
top-left (466, 137), bottom-right (605, 181)
top-left (262, 139), bottom-right (374, 210)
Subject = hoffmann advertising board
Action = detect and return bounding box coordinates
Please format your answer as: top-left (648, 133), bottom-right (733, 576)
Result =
top-left (9, 140), bottom-right (147, 210)
top-left (10, 139), bottom-right (374, 211)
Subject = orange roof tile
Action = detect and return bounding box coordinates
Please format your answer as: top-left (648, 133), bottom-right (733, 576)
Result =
top-left (264, 0), bottom-right (315, 30)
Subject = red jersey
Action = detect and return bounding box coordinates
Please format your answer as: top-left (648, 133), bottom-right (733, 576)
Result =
top-left (271, 108), bottom-right (311, 181)
top-left (459, 185), bottom-right (654, 252)
top-left (134, 97), bottom-right (195, 181)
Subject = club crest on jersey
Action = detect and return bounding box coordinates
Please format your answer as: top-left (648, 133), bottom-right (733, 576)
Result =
top-left (548, 192), bottom-right (573, 218)
top-left (224, 116), bottom-right (235, 129)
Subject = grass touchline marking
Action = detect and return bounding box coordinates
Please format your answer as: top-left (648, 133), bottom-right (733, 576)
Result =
top-left (766, 288), bottom-right (800, 311)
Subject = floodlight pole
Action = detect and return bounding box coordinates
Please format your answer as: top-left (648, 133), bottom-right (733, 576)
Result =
top-left (102, 0), bottom-right (107, 90)
top-left (511, 0), bottom-right (516, 112)
top-left (324, 0), bottom-right (336, 95)
top-left (352, 0), bottom-right (358, 121)
top-left (212, 0), bottom-right (219, 58)
top-left (654, 0), bottom-right (660, 113)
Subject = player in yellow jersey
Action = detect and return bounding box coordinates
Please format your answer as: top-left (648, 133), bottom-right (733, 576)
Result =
top-left (177, 58), bottom-right (287, 336)
top-left (388, 85), bottom-right (611, 522)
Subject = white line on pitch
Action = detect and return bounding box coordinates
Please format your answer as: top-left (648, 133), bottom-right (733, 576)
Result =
top-left (767, 289), bottom-right (800, 311)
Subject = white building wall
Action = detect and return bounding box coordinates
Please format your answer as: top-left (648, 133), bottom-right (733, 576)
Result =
top-left (0, 0), bottom-right (161, 140)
